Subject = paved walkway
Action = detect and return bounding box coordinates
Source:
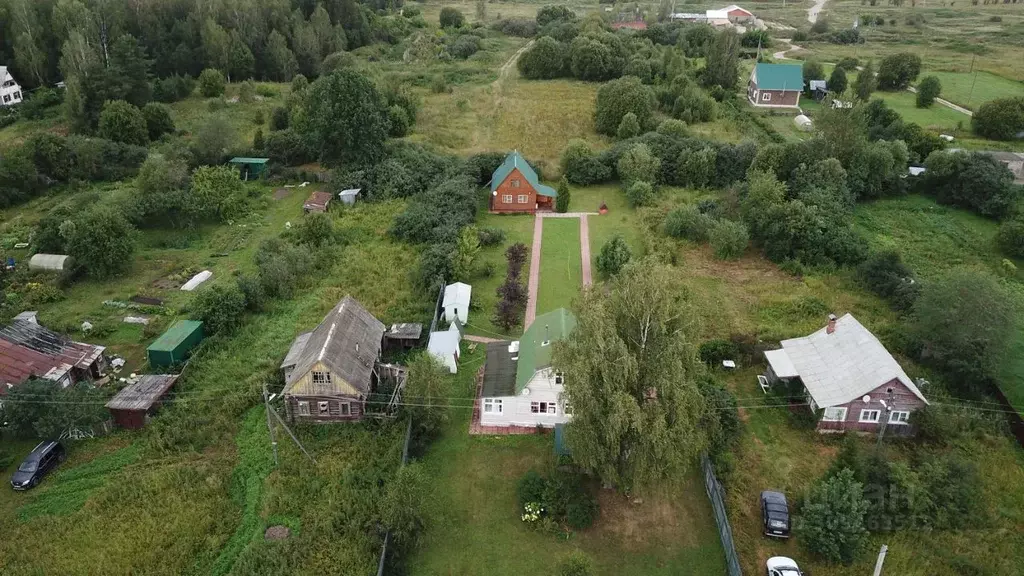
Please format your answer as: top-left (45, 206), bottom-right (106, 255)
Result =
top-left (524, 215), bottom-right (544, 328)
top-left (906, 86), bottom-right (973, 116)
top-left (579, 214), bottom-right (593, 287)
top-left (464, 334), bottom-right (503, 344)
top-left (808, 0), bottom-right (828, 23)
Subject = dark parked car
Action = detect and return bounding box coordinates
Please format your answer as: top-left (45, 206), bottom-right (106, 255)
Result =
top-left (10, 441), bottom-right (66, 490)
top-left (760, 490), bottom-right (790, 538)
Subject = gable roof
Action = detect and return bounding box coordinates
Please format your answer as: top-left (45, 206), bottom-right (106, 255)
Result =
top-left (490, 151), bottom-right (558, 197)
top-left (753, 63), bottom-right (804, 92)
top-left (771, 313), bottom-right (928, 408)
top-left (443, 282), bottom-right (471, 310)
top-left (0, 320), bottom-right (104, 371)
top-left (0, 339), bottom-right (70, 391)
top-left (720, 4), bottom-right (754, 15)
top-left (482, 341), bottom-right (517, 397)
top-left (515, 308), bottom-right (576, 393)
top-left (282, 296), bottom-right (384, 395)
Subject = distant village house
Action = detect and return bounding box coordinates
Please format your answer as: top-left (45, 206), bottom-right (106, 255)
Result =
top-left (748, 63), bottom-right (804, 109)
top-left (0, 66), bottom-right (23, 106)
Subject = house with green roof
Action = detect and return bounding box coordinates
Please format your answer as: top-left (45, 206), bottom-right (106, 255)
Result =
top-left (490, 150), bottom-right (558, 213)
top-left (748, 62), bottom-right (804, 109)
top-left (479, 308), bottom-right (576, 428)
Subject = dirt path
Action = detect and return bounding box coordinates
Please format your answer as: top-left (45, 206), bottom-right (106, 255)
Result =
top-left (808, 0), bottom-right (828, 23)
top-left (524, 215), bottom-right (543, 328)
top-left (579, 215), bottom-right (593, 287)
top-left (495, 40), bottom-right (533, 87)
top-left (905, 86), bottom-right (974, 116)
top-left (772, 40), bottom-right (804, 61)
top-left (464, 334), bottom-right (503, 344)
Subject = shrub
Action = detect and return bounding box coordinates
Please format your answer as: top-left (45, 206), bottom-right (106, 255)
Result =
top-left (836, 56), bottom-right (859, 71)
top-left (265, 129), bottom-right (313, 166)
top-left (537, 5), bottom-right (576, 26)
top-left (996, 219), bottom-right (1024, 258)
top-left (440, 7), bottom-right (465, 28)
top-left (708, 219), bottom-right (748, 259)
top-left (555, 176), bottom-right (571, 213)
top-left (698, 339), bottom-right (739, 366)
top-left (561, 139), bottom-right (611, 185)
top-left (517, 470), bottom-right (547, 509)
top-left (192, 283), bottom-right (247, 335)
top-left (517, 36), bottom-right (569, 79)
top-left (792, 29), bottom-right (808, 42)
top-left (477, 226), bottom-right (506, 247)
top-left (971, 96), bottom-right (1024, 141)
top-left (923, 150), bottom-right (1020, 219)
top-left (595, 76), bottom-right (655, 136)
top-left (798, 468), bottom-right (869, 564)
top-left (616, 112), bottom-right (640, 140)
top-left (198, 68), bottom-right (227, 97)
top-left (664, 205), bottom-right (713, 242)
top-left (142, 103), bottom-right (175, 141)
top-left (448, 34), bottom-right (481, 59)
top-left (857, 250), bottom-right (920, 311)
top-left (656, 118), bottom-right (689, 139)
top-left (678, 146), bottom-right (717, 188)
top-left (270, 106), bottom-right (290, 131)
top-left (559, 551), bottom-right (594, 576)
top-left (494, 18), bottom-right (538, 38)
top-left (915, 75), bottom-right (941, 108)
top-left (65, 205), bottom-right (137, 279)
top-left (624, 180), bottom-right (654, 208)
top-left (153, 74), bottom-right (195, 103)
top-left (295, 212), bottom-right (335, 247)
top-left (98, 100), bottom-right (148, 146)
top-left (238, 80), bottom-right (257, 104)
top-left (617, 143), bottom-right (660, 185)
top-left (387, 104), bottom-right (411, 137)
top-left (596, 235), bottom-right (632, 278)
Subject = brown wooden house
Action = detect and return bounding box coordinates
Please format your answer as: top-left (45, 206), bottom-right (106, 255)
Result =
top-left (281, 296), bottom-right (385, 423)
top-left (490, 151), bottom-right (558, 213)
top-left (747, 63), bottom-right (803, 109)
top-left (763, 313), bottom-right (929, 435)
top-left (106, 374), bottom-right (179, 429)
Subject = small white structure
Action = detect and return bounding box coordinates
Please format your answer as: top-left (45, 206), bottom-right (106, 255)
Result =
top-left (338, 188), bottom-right (360, 206)
top-left (13, 311), bottom-right (38, 324)
top-left (479, 309), bottom-right (576, 428)
top-left (908, 166), bottom-right (926, 177)
top-left (705, 9), bottom-right (731, 25)
top-left (427, 320), bottom-right (463, 374)
top-left (29, 254), bottom-right (72, 272)
top-left (180, 270), bottom-right (212, 291)
top-left (794, 114), bottom-right (813, 131)
top-left (940, 134), bottom-right (955, 142)
top-left (0, 67), bottom-right (23, 107)
top-left (442, 282), bottom-right (471, 324)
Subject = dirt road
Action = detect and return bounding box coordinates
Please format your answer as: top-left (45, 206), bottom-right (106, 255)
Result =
top-left (808, 0), bottom-right (828, 23)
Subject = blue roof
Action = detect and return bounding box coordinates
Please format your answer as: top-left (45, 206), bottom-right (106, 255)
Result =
top-left (490, 151), bottom-right (557, 197)
top-left (754, 63), bottom-right (804, 91)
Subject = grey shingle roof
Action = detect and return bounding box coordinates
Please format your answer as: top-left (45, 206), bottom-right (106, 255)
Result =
top-left (106, 375), bottom-right (179, 411)
top-left (774, 313), bottom-right (927, 408)
top-left (282, 296), bottom-right (384, 395)
top-left (482, 341), bottom-right (517, 397)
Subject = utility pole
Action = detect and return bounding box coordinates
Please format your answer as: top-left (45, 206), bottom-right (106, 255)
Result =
top-left (271, 407), bottom-right (317, 464)
top-left (262, 383), bottom-right (279, 467)
top-left (872, 544), bottom-right (888, 576)
top-left (968, 55), bottom-right (979, 107)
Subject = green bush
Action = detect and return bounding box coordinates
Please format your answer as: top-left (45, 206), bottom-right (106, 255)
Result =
top-left (698, 339), bottom-right (739, 366)
top-left (517, 470), bottom-right (547, 509)
top-left (477, 226), bottom-right (506, 247)
top-left (596, 235), bottom-right (632, 278)
top-left (595, 76), bottom-right (655, 136)
top-left (616, 112), bottom-right (640, 140)
top-left (270, 106), bottom-right (290, 131)
top-left (798, 468), bottom-right (869, 564)
top-left (877, 52), bottom-right (922, 90)
top-left (664, 205), bottom-right (713, 242)
top-left (656, 118), bottom-right (689, 139)
top-left (440, 7), bottom-right (465, 28)
top-left (198, 68), bottom-right (226, 97)
top-left (616, 143), bottom-right (660, 185)
top-left (857, 250), bottom-right (920, 312)
top-left (972, 96), bottom-right (1024, 141)
top-left (98, 100), bottom-right (148, 146)
top-left (517, 36), bottom-right (569, 80)
top-left (142, 103), bottom-right (175, 141)
top-left (559, 551), bottom-right (594, 576)
top-left (624, 180), bottom-right (654, 208)
top-left (448, 34), bottom-right (481, 59)
top-left (192, 283), bottom-right (247, 335)
top-left (561, 139), bottom-right (612, 185)
top-left (915, 75), bottom-right (941, 108)
top-left (996, 219), bottom-right (1024, 258)
top-left (708, 220), bottom-right (748, 259)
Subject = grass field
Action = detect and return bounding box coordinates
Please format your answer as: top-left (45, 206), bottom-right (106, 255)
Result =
top-left (572, 185), bottom-right (645, 272)
top-left (536, 217), bottom-right (582, 315)
top-left (409, 347), bottom-right (729, 576)
top-left (920, 70), bottom-right (1024, 110)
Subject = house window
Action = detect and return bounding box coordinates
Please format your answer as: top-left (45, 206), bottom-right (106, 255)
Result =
top-left (484, 398), bottom-right (502, 414)
top-left (761, 92), bottom-right (771, 102)
top-left (531, 401), bottom-right (555, 414)
top-left (517, 194), bottom-right (529, 204)
top-left (340, 402), bottom-right (351, 416)
top-left (821, 407), bottom-right (847, 422)
top-left (312, 371), bottom-right (331, 393)
top-left (2, 95), bottom-right (9, 103)
top-left (298, 401), bottom-right (311, 416)
top-left (889, 410), bottom-right (910, 424)
top-left (554, 371), bottom-right (564, 385)
top-left (547, 403), bottom-right (557, 414)
top-left (562, 400), bottom-right (573, 416)
top-left (13, 91), bottom-right (20, 100)
top-left (511, 179), bottom-right (520, 188)
top-left (859, 409), bottom-right (881, 423)
top-left (502, 194), bottom-right (513, 203)
top-left (318, 401), bottom-right (330, 415)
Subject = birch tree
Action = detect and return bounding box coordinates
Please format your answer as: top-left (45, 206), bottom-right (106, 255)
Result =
top-left (555, 258), bottom-right (707, 492)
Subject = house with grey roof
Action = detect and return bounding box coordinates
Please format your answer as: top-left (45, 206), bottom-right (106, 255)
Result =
top-left (479, 308), bottom-right (576, 428)
top-left (489, 150), bottom-right (558, 213)
top-left (763, 313), bottom-right (928, 434)
top-left (280, 295), bottom-right (385, 423)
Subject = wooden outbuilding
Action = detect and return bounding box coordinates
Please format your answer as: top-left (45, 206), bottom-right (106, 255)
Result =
top-left (106, 374), bottom-right (179, 429)
top-left (303, 191), bottom-right (333, 213)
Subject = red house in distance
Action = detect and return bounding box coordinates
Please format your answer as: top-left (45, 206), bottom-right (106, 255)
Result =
top-left (490, 151), bottom-right (558, 213)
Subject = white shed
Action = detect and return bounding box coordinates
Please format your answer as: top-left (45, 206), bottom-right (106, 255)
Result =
top-left (794, 114), bottom-right (813, 131)
top-left (29, 254), bottom-right (72, 272)
top-left (338, 188), bottom-right (360, 206)
top-left (427, 321), bottom-right (463, 374)
top-left (443, 282), bottom-right (472, 324)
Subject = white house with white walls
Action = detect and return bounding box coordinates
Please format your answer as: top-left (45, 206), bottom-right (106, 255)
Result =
top-left (0, 67), bottom-right (23, 107)
top-left (479, 308), bottom-right (576, 428)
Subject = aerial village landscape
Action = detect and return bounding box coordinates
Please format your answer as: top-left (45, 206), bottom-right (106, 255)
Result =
top-left (0, 0), bottom-right (1023, 574)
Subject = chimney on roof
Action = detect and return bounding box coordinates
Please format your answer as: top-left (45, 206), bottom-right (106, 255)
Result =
top-left (826, 314), bottom-right (837, 335)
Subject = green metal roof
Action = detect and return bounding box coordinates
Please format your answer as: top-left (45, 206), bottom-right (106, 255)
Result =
top-left (754, 63), bottom-right (804, 91)
top-left (229, 157), bottom-right (269, 164)
top-left (148, 320), bottom-right (203, 352)
top-left (490, 151), bottom-right (557, 197)
top-left (515, 308), bottom-right (576, 393)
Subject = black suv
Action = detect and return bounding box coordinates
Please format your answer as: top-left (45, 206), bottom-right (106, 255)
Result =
top-left (10, 441), bottom-right (66, 490)
top-left (760, 490), bottom-right (791, 538)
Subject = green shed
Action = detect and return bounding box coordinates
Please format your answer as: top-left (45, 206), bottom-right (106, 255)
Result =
top-left (147, 320), bottom-right (204, 368)
top-left (228, 157), bottom-right (269, 181)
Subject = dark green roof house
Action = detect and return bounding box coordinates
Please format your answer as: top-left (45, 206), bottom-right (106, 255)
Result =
top-left (147, 320), bottom-right (204, 368)
top-left (479, 309), bottom-right (576, 429)
top-left (490, 151), bottom-right (557, 213)
top-left (748, 63), bottom-right (804, 109)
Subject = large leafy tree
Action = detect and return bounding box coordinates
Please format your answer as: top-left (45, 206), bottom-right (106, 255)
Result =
top-left (853, 60), bottom-right (876, 101)
top-left (302, 70), bottom-right (390, 167)
top-left (594, 76), bottom-right (655, 136)
top-left (65, 204), bottom-right (137, 279)
top-left (877, 52), bottom-right (921, 91)
top-left (971, 96), bottom-right (1024, 141)
top-left (798, 468), bottom-right (870, 564)
top-left (98, 100), bottom-right (148, 146)
top-left (5, 379), bottom-right (110, 439)
top-left (922, 150), bottom-right (1020, 219)
top-left (556, 258), bottom-right (706, 492)
top-left (703, 28), bottom-right (739, 90)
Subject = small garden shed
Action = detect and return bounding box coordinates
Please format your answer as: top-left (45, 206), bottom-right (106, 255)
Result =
top-left (147, 320), bottom-right (204, 368)
top-left (228, 157), bottom-right (269, 180)
top-left (106, 374), bottom-right (179, 429)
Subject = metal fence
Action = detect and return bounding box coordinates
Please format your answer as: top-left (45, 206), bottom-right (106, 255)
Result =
top-left (377, 417), bottom-right (414, 576)
top-left (701, 454), bottom-right (743, 576)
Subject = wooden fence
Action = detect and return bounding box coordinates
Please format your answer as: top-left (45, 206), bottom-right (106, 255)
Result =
top-left (701, 454), bottom-right (743, 576)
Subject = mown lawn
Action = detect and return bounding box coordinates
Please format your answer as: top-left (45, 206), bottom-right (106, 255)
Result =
top-left (536, 217), bottom-right (582, 315)
top-left (919, 70), bottom-right (1024, 110)
top-left (571, 184), bottom-right (643, 273)
top-left (469, 206), bottom-right (536, 339)
top-left (409, 348), bottom-right (729, 576)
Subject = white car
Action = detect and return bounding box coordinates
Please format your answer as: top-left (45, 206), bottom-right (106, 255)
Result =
top-left (766, 556), bottom-right (803, 576)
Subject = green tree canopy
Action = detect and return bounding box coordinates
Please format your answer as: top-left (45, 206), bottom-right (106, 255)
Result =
top-left (915, 75), bottom-right (941, 108)
top-left (555, 258), bottom-right (707, 492)
top-left (595, 235), bottom-right (632, 277)
top-left (594, 76), bottom-right (655, 136)
top-left (66, 205), bottom-right (137, 279)
top-left (439, 7), bottom-right (465, 28)
top-left (853, 60), bottom-right (877, 101)
top-left (877, 52), bottom-right (921, 90)
top-left (98, 100), bottom-right (148, 146)
top-left (828, 66), bottom-right (848, 95)
top-left (301, 70), bottom-right (390, 167)
top-left (703, 29), bottom-right (739, 90)
top-left (971, 96), bottom-right (1024, 141)
top-left (798, 468), bottom-right (870, 564)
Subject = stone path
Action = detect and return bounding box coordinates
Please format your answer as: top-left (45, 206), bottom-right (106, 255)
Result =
top-left (579, 214), bottom-right (593, 287)
top-left (808, 0), bottom-right (828, 23)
